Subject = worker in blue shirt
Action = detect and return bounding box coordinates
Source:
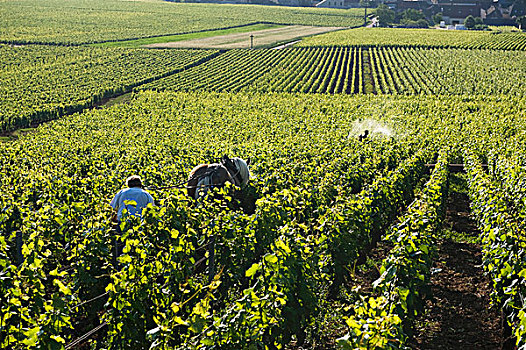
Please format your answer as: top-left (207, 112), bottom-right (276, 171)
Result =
top-left (110, 175), bottom-right (154, 266)
top-left (110, 175), bottom-right (154, 221)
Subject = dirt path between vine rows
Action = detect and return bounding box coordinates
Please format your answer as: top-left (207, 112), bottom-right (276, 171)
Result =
top-left (408, 176), bottom-right (503, 349)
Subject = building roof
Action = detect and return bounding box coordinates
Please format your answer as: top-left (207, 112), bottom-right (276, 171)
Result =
top-left (434, 2), bottom-right (482, 17)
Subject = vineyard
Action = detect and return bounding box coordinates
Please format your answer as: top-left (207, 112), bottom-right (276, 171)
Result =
top-left (2, 0), bottom-right (526, 348)
top-left (300, 27), bottom-right (526, 50)
top-left (0, 45), bottom-right (218, 132)
top-left (139, 47), bottom-right (526, 96)
top-left (2, 91), bottom-right (526, 349)
top-left (0, 0), bottom-right (364, 45)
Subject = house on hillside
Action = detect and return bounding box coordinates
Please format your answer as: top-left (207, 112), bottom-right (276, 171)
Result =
top-left (316, 0), bottom-right (347, 8)
top-left (427, 0), bottom-right (523, 25)
top-left (481, 2), bottom-right (523, 25)
top-left (383, 0), bottom-right (399, 9)
top-left (382, 0), bottom-right (484, 24)
top-left (315, 0), bottom-right (368, 9)
top-left (375, 0), bottom-right (524, 25)
top-left (436, 3), bottom-right (482, 24)
top-left (315, 0), bottom-right (361, 8)
top-left (397, 0), bottom-right (432, 11)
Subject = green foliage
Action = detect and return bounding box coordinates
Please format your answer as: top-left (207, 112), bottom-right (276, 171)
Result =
top-left (4, 90), bottom-right (521, 348)
top-left (299, 27), bottom-right (526, 50)
top-left (465, 15), bottom-right (476, 29)
top-left (2, 43), bottom-right (524, 136)
top-left (368, 47), bottom-right (526, 95)
top-left (0, 0), bottom-right (365, 45)
top-left (401, 9), bottom-right (426, 22)
top-left (399, 19), bottom-right (428, 28)
top-left (139, 47), bottom-right (526, 96)
top-left (0, 45), bottom-right (217, 132)
top-left (139, 47), bottom-right (366, 94)
top-left (465, 152), bottom-right (526, 348)
top-left (1, 0), bottom-right (526, 347)
top-left (338, 150), bottom-right (449, 348)
top-left (376, 4), bottom-right (395, 27)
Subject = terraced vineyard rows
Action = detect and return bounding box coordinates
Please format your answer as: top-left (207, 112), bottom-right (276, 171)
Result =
top-left (339, 150), bottom-right (449, 348)
top-left (465, 153), bottom-right (526, 348)
top-left (4, 44), bottom-right (524, 133)
top-left (3, 0), bottom-right (526, 348)
top-left (139, 47), bottom-right (364, 94)
top-left (369, 47), bottom-right (526, 95)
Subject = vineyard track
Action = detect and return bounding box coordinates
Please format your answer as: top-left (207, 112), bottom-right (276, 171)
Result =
top-left (408, 174), bottom-right (502, 349)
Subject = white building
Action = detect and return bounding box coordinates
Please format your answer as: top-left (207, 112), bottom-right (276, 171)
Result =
top-left (316, 0), bottom-right (348, 8)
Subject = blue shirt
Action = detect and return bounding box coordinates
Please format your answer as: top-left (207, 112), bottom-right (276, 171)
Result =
top-left (110, 187), bottom-right (154, 220)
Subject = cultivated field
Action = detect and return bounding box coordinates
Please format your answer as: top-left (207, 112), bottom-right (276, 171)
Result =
top-left (0, 0), bottom-right (364, 44)
top-left (144, 25), bottom-right (344, 49)
top-left (2, 0), bottom-right (526, 349)
top-left (299, 26), bottom-right (526, 50)
top-left (0, 45), bottom-right (217, 131)
top-left (138, 47), bottom-right (526, 95)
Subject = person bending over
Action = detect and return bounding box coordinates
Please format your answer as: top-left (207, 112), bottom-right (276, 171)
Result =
top-left (110, 175), bottom-right (154, 222)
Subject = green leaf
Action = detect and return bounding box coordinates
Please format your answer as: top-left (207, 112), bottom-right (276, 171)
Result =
top-left (173, 316), bottom-right (188, 326)
top-left (245, 263), bottom-right (260, 277)
top-left (275, 239), bottom-right (291, 254)
top-left (201, 338), bottom-right (214, 346)
top-left (72, 202), bottom-right (85, 212)
top-left (50, 335), bottom-right (66, 344)
top-left (264, 254), bottom-right (278, 264)
top-left (54, 279), bottom-right (71, 295)
top-left (22, 326), bottom-right (40, 346)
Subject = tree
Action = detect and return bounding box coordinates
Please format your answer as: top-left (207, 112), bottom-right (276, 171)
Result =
top-left (432, 12), bottom-right (443, 26)
top-left (376, 4), bottom-right (395, 27)
top-left (402, 9), bottom-right (425, 22)
top-left (474, 17), bottom-right (483, 25)
top-left (399, 10), bottom-right (428, 27)
top-left (417, 18), bottom-right (429, 28)
top-left (400, 18), bottom-right (429, 27)
top-left (464, 15), bottom-right (476, 29)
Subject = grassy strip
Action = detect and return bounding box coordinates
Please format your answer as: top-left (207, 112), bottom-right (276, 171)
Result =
top-left (99, 92), bottom-right (133, 108)
top-left (93, 23), bottom-right (283, 48)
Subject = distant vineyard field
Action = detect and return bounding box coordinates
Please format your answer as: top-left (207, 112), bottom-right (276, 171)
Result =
top-left (0, 45), bottom-right (217, 132)
top-left (139, 47), bottom-right (364, 94)
top-left (139, 47), bottom-right (526, 96)
top-left (0, 0), bottom-right (364, 45)
top-left (299, 27), bottom-right (526, 50)
top-left (367, 47), bottom-right (526, 95)
top-left (3, 44), bottom-right (523, 133)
